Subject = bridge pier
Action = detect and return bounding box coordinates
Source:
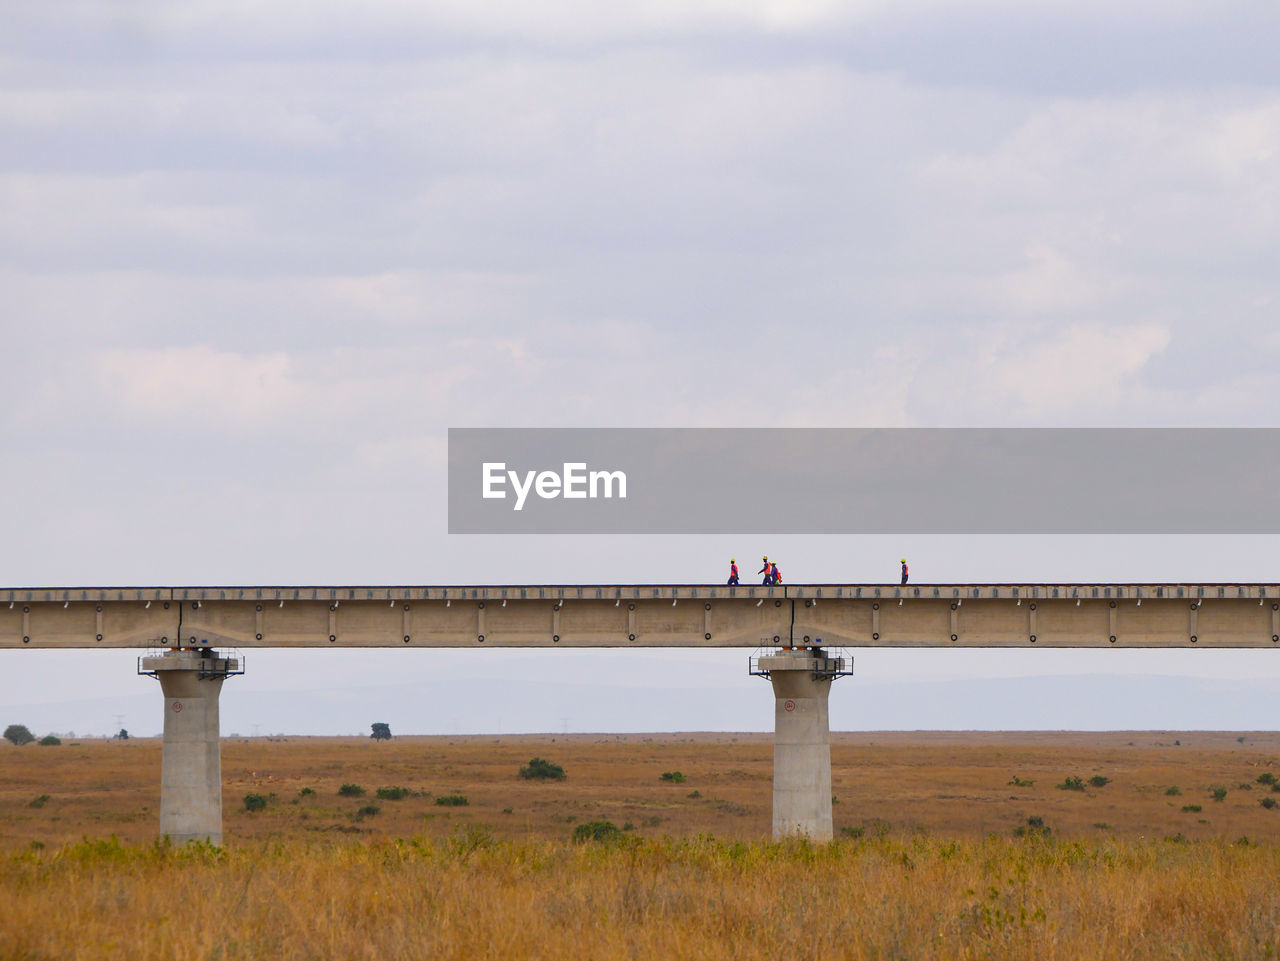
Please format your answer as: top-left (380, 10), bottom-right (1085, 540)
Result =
top-left (754, 648), bottom-right (851, 841)
top-left (139, 649), bottom-right (241, 844)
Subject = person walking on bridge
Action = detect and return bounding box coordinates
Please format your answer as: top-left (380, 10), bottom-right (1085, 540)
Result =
top-left (771, 561), bottom-right (782, 585)
top-left (901, 558), bottom-right (909, 585)
top-left (759, 556), bottom-right (773, 585)
top-left (727, 558), bottom-right (739, 585)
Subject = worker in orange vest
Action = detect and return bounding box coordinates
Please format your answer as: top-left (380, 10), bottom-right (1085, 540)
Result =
top-left (771, 561), bottom-right (782, 585)
top-left (727, 558), bottom-right (739, 585)
top-left (758, 556), bottom-right (772, 585)
top-left (901, 558), bottom-right (909, 585)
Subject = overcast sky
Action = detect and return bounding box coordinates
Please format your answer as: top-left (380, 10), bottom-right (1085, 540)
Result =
top-left (3, 1), bottom-right (1279, 736)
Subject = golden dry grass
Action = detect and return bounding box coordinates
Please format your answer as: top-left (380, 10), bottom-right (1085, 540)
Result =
top-left (1, 831), bottom-right (1278, 959)
top-left (3, 732), bottom-right (1280, 959)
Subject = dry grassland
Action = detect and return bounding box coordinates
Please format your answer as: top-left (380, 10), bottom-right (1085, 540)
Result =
top-left (2, 732), bottom-right (1280, 959)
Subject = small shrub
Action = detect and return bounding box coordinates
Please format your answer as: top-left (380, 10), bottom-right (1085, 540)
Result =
top-left (687, 790), bottom-right (702, 799)
top-left (1165, 832), bottom-right (1187, 843)
top-left (1258, 772), bottom-right (1277, 786)
top-left (519, 757), bottom-right (566, 780)
top-left (1093, 822), bottom-right (1112, 829)
top-left (660, 771), bottom-right (687, 783)
top-left (1088, 775), bottom-right (1110, 788)
top-left (1182, 804), bottom-right (1203, 813)
top-left (28, 795), bottom-right (50, 809)
top-left (436, 795), bottom-right (469, 806)
top-left (338, 784), bottom-right (365, 797)
top-left (445, 824), bottom-right (495, 856)
top-left (243, 793), bottom-right (269, 812)
top-left (502, 807), bottom-right (513, 814)
top-left (1165, 786), bottom-right (1182, 796)
top-left (1057, 776), bottom-right (1086, 792)
top-left (299, 787), bottom-right (316, 797)
top-left (1007, 776), bottom-right (1034, 787)
top-left (572, 819), bottom-right (622, 843)
top-left (357, 804), bottom-right (380, 817)
top-left (1211, 787), bottom-right (1228, 802)
top-left (622, 821), bottom-right (635, 831)
top-left (376, 786), bottom-right (411, 800)
top-left (840, 826), bottom-right (865, 839)
top-left (1014, 815), bottom-right (1051, 838)
top-left (38, 735), bottom-right (61, 746)
top-left (1262, 797), bottom-right (1277, 810)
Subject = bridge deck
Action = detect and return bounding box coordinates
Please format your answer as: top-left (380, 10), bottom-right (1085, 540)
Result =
top-left (3, 584), bottom-right (1279, 650)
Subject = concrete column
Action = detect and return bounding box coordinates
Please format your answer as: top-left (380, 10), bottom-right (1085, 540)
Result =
top-left (139, 650), bottom-right (239, 845)
top-left (758, 650), bottom-right (842, 841)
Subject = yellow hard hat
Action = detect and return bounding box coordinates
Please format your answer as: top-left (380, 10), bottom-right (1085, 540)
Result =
top-left (762, 555), bottom-right (768, 560)
top-left (900, 558), bottom-right (906, 563)
top-left (730, 558), bottom-right (736, 563)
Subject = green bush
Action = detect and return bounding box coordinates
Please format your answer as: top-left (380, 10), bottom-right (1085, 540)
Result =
top-left (28, 794), bottom-right (50, 809)
top-left (376, 786), bottom-right (411, 800)
top-left (1211, 787), bottom-right (1228, 802)
top-left (1057, 776), bottom-right (1086, 792)
top-left (572, 819), bottom-right (623, 843)
top-left (38, 735), bottom-right (61, 746)
top-left (660, 771), bottom-right (686, 783)
top-left (4, 724), bottom-right (35, 746)
top-left (687, 790), bottom-right (702, 799)
top-left (519, 757), bottom-right (566, 780)
top-left (1007, 776), bottom-right (1034, 787)
top-left (1182, 804), bottom-right (1203, 813)
top-left (1165, 786), bottom-right (1182, 796)
top-left (338, 783), bottom-right (365, 797)
top-left (1262, 797), bottom-right (1277, 810)
top-left (299, 787), bottom-right (316, 797)
top-left (435, 795), bottom-right (469, 806)
top-left (1014, 815), bottom-right (1051, 838)
top-left (243, 793), bottom-right (269, 812)
top-left (1258, 772), bottom-right (1277, 786)
top-left (1088, 775), bottom-right (1110, 788)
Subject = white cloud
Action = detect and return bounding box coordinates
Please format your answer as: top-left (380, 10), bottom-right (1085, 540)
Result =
top-left (96, 346), bottom-right (300, 423)
top-left (979, 322), bottom-right (1171, 415)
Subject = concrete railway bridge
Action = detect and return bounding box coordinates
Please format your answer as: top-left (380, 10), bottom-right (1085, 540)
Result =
top-left (5, 582), bottom-right (1280, 844)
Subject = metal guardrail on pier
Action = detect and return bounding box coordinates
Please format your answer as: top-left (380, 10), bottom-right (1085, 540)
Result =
top-left (749, 646), bottom-right (853, 679)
